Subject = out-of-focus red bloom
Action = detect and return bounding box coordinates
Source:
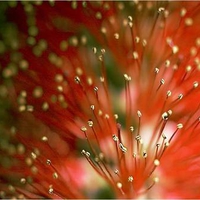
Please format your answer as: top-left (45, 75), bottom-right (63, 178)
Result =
top-left (1, 1), bottom-right (200, 199)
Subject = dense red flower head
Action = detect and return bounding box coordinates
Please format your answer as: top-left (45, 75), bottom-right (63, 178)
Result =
top-left (1, 1), bottom-right (200, 199)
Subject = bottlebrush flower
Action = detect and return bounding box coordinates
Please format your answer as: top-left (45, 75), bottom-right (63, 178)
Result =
top-left (1, 1), bottom-right (200, 199)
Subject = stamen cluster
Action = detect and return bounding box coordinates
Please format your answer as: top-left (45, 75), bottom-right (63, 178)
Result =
top-left (1, 1), bottom-right (200, 199)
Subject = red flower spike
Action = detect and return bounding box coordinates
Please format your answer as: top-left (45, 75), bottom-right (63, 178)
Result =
top-left (1, 1), bottom-right (200, 199)
top-left (0, 117), bottom-right (86, 199)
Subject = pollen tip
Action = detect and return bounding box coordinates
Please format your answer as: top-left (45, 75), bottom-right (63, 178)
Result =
top-left (193, 81), bottom-right (199, 88)
top-left (113, 134), bottom-right (119, 142)
top-left (101, 48), bottom-right (106, 54)
top-left (117, 182), bottom-right (122, 189)
top-left (46, 159), bottom-right (51, 165)
top-left (135, 135), bottom-right (141, 141)
top-left (94, 86), bottom-right (98, 92)
top-left (160, 79), bottom-right (165, 85)
top-left (81, 150), bottom-right (90, 157)
top-left (135, 36), bottom-right (140, 43)
top-left (53, 172), bottom-right (58, 179)
top-left (100, 76), bottom-right (104, 82)
top-left (177, 123), bottom-right (183, 129)
top-left (114, 114), bottom-right (119, 120)
top-left (154, 177), bottom-right (159, 183)
top-left (133, 51), bottom-right (139, 59)
top-left (137, 110), bottom-right (142, 118)
top-left (142, 39), bottom-right (147, 47)
top-left (128, 176), bottom-right (134, 182)
top-left (186, 65), bottom-right (192, 72)
top-left (162, 112), bottom-right (169, 120)
top-left (124, 74), bottom-right (131, 81)
top-left (99, 152), bottom-right (104, 160)
top-left (98, 55), bottom-right (103, 62)
top-left (168, 110), bottom-right (173, 115)
top-left (105, 114), bottom-right (110, 119)
top-left (8, 185), bottom-right (15, 193)
top-left (154, 68), bottom-right (159, 74)
top-left (143, 151), bottom-right (147, 158)
top-left (162, 134), bottom-right (167, 139)
top-left (81, 126), bottom-right (87, 132)
top-left (20, 178), bottom-right (26, 184)
top-left (49, 187), bottom-right (54, 194)
top-left (114, 33), bottom-right (119, 39)
top-left (130, 126), bottom-right (134, 132)
top-left (41, 136), bottom-right (48, 142)
top-left (90, 105), bottom-right (95, 110)
top-left (185, 18), bottom-right (193, 26)
top-left (178, 94), bottom-right (183, 100)
top-left (133, 152), bottom-right (137, 158)
top-left (154, 159), bottom-right (160, 166)
top-left (165, 60), bottom-right (170, 67)
top-left (119, 143), bottom-right (127, 153)
top-left (92, 47), bottom-right (97, 54)
top-left (88, 120), bottom-right (93, 127)
top-left (42, 102), bottom-right (49, 111)
top-left (114, 169), bottom-right (119, 174)
top-left (165, 142), bottom-right (170, 147)
top-left (158, 7), bottom-right (165, 13)
top-left (74, 76), bottom-right (80, 84)
top-left (31, 152), bottom-right (37, 160)
top-left (180, 7), bottom-right (187, 17)
top-left (128, 15), bottom-right (132, 22)
top-left (172, 46), bottom-right (179, 54)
